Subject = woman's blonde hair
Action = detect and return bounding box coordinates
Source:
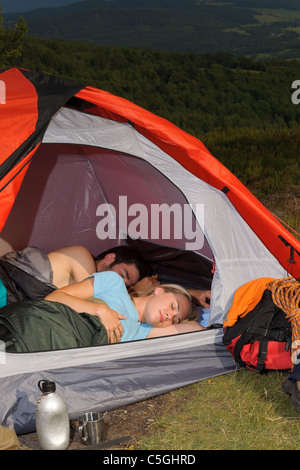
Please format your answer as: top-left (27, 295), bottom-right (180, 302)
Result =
top-left (135, 283), bottom-right (199, 322)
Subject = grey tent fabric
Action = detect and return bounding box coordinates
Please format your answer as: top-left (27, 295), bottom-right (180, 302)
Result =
top-left (0, 329), bottom-right (236, 435)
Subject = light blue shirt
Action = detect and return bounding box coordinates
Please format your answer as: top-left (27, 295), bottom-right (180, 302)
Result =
top-left (91, 271), bottom-right (153, 342)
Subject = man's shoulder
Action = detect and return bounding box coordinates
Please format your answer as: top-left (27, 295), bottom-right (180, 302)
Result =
top-left (48, 245), bottom-right (96, 286)
top-left (49, 245), bottom-right (92, 258)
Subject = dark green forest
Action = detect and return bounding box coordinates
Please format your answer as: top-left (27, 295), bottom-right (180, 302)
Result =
top-left (19, 36), bottom-right (300, 135)
top-left (5, 33), bottom-right (300, 233)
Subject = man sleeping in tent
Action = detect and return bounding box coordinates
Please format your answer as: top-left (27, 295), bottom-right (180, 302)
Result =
top-left (0, 245), bottom-right (148, 306)
top-left (0, 245), bottom-right (211, 308)
top-left (0, 271), bottom-right (205, 353)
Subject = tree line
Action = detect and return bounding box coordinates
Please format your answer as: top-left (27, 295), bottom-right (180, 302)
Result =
top-left (14, 35), bottom-right (300, 137)
top-left (0, 15), bottom-right (299, 200)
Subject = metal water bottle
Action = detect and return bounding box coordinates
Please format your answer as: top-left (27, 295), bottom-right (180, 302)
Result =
top-left (36, 380), bottom-right (70, 450)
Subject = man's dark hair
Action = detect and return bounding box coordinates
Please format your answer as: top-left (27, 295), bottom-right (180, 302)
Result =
top-left (94, 246), bottom-right (150, 280)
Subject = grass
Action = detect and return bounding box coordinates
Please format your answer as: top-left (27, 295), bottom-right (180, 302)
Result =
top-left (222, 7), bottom-right (300, 42)
top-left (201, 127), bottom-right (300, 199)
top-left (137, 184), bottom-right (300, 451)
top-left (138, 370), bottom-right (300, 450)
top-left (258, 186), bottom-right (300, 241)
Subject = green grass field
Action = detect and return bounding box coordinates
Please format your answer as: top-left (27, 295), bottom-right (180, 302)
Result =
top-left (138, 370), bottom-right (300, 450)
top-left (253, 8), bottom-right (300, 24)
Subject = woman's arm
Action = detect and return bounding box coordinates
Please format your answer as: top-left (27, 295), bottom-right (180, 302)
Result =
top-left (45, 278), bottom-right (125, 343)
top-left (146, 321), bottom-right (205, 339)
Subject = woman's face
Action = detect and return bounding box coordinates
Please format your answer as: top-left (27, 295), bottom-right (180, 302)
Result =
top-left (143, 287), bottom-right (190, 328)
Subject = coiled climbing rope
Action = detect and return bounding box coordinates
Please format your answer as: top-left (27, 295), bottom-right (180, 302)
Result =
top-left (267, 276), bottom-right (300, 367)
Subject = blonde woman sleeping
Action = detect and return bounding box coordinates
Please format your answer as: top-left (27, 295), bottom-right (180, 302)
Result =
top-left (45, 271), bottom-right (205, 344)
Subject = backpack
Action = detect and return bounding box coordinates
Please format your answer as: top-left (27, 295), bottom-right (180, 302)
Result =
top-left (223, 284), bottom-right (292, 373)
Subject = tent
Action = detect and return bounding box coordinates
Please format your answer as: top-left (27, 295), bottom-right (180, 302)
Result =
top-left (0, 67), bottom-right (299, 434)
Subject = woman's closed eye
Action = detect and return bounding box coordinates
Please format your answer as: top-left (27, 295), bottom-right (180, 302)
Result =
top-left (171, 302), bottom-right (181, 324)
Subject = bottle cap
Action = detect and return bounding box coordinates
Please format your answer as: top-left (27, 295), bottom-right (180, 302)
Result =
top-left (38, 380), bottom-right (56, 394)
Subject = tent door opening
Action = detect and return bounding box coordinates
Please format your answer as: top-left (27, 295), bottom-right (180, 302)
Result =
top-left (0, 142), bottom-right (214, 290)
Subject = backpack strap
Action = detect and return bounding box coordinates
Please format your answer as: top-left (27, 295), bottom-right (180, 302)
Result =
top-left (256, 338), bottom-right (269, 373)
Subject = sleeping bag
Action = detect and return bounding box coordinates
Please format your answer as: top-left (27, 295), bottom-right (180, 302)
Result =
top-left (0, 299), bottom-right (108, 352)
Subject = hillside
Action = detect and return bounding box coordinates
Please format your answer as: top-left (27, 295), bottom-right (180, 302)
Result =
top-left (3, 0), bottom-right (300, 59)
top-left (16, 35), bottom-right (300, 209)
top-left (19, 35), bottom-right (300, 135)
